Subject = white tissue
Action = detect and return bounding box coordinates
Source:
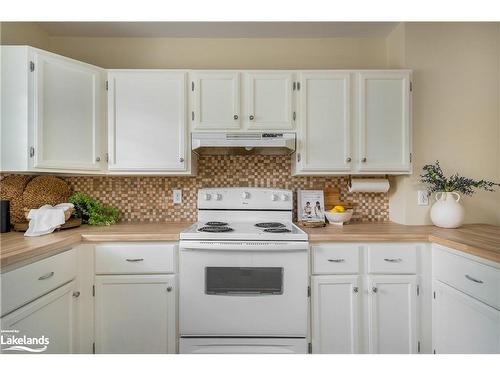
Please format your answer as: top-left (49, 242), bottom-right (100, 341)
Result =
top-left (348, 178), bottom-right (390, 193)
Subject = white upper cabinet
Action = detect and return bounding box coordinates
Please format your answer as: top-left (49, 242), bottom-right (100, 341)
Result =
top-left (294, 72), bottom-right (351, 174)
top-left (245, 72), bottom-right (294, 130)
top-left (1, 46), bottom-right (104, 173)
top-left (192, 72), bottom-right (240, 130)
top-left (107, 70), bottom-right (189, 173)
top-left (367, 275), bottom-right (418, 354)
top-left (32, 50), bottom-right (104, 171)
top-left (357, 71), bottom-right (412, 173)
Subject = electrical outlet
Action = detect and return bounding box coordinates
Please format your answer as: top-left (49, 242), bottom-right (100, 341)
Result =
top-left (173, 189), bottom-right (182, 204)
top-left (417, 190), bottom-right (429, 206)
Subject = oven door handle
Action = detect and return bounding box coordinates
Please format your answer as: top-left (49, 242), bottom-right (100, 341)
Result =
top-left (180, 241), bottom-right (308, 252)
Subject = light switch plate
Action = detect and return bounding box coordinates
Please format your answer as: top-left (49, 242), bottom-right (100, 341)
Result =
top-left (173, 189), bottom-right (182, 204)
top-left (417, 190), bottom-right (429, 206)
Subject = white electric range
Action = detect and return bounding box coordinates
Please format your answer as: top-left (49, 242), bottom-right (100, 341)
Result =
top-left (179, 187), bottom-right (309, 354)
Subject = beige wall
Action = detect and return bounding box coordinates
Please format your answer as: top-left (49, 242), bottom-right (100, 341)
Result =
top-left (388, 23), bottom-right (500, 225)
top-left (47, 37), bottom-right (387, 69)
top-left (0, 22), bottom-right (49, 49)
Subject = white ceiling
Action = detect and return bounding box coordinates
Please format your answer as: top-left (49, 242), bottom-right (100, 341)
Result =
top-left (35, 22), bottom-right (398, 38)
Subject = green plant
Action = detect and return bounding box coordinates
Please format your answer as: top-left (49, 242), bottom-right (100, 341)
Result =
top-left (69, 192), bottom-right (119, 226)
top-left (420, 161), bottom-right (500, 196)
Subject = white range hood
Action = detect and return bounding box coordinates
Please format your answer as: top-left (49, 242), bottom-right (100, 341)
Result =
top-left (191, 132), bottom-right (296, 155)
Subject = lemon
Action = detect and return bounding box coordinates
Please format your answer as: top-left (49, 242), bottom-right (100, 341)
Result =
top-left (333, 205), bottom-right (345, 212)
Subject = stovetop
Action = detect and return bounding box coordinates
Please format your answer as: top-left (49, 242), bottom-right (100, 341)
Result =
top-left (180, 221), bottom-right (308, 241)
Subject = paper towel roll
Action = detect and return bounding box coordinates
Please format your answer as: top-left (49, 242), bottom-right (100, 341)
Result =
top-left (348, 178), bottom-right (390, 193)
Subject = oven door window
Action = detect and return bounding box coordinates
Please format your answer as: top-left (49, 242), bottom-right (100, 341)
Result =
top-left (205, 267), bottom-right (283, 295)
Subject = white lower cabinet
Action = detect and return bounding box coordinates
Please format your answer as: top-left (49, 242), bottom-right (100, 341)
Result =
top-left (367, 275), bottom-right (418, 354)
top-left (1, 281), bottom-right (77, 354)
top-left (311, 275), bottom-right (361, 353)
top-left (94, 274), bottom-right (176, 354)
top-left (433, 280), bottom-right (500, 354)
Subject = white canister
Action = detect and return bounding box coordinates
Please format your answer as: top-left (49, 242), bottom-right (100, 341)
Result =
top-left (430, 192), bottom-right (465, 228)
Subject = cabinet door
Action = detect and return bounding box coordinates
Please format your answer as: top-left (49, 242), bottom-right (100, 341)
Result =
top-left (94, 275), bottom-right (176, 354)
top-left (358, 72), bottom-right (411, 173)
top-left (108, 71), bottom-right (187, 172)
top-left (296, 72), bottom-right (351, 174)
top-left (33, 51), bottom-right (103, 171)
top-left (246, 72), bottom-right (294, 130)
top-left (311, 275), bottom-right (361, 353)
top-left (433, 280), bottom-right (500, 354)
top-left (367, 275), bottom-right (418, 354)
top-left (1, 281), bottom-right (77, 354)
top-left (192, 72), bottom-right (240, 129)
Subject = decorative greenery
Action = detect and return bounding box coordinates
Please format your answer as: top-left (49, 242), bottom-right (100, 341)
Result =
top-left (420, 161), bottom-right (500, 196)
top-left (69, 192), bottom-right (119, 226)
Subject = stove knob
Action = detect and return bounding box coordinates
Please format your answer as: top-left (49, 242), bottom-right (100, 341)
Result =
top-left (270, 193), bottom-right (279, 201)
top-left (204, 193), bottom-right (212, 201)
top-left (214, 193), bottom-right (222, 201)
top-left (280, 193), bottom-right (289, 201)
top-left (241, 191), bottom-right (250, 199)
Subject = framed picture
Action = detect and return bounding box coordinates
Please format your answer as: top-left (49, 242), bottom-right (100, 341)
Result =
top-left (297, 190), bottom-right (325, 223)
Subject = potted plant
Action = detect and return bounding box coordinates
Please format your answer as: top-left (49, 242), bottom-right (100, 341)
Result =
top-left (420, 161), bottom-right (499, 228)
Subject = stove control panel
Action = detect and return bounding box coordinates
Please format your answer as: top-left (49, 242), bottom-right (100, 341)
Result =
top-left (197, 188), bottom-right (293, 210)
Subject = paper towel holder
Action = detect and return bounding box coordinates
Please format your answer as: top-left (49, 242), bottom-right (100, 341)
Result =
top-left (348, 175), bottom-right (390, 189)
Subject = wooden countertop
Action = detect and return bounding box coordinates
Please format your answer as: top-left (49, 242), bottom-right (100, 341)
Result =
top-left (0, 222), bottom-right (193, 271)
top-left (1, 222), bottom-right (499, 271)
top-left (303, 223), bottom-right (500, 263)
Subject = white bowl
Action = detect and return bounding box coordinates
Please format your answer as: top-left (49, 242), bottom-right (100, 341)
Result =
top-left (325, 210), bottom-right (353, 225)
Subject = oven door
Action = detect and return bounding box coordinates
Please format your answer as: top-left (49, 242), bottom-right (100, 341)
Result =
top-left (179, 241), bottom-right (308, 337)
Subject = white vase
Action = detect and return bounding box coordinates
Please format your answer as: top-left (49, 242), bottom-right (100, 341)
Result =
top-left (430, 192), bottom-right (465, 228)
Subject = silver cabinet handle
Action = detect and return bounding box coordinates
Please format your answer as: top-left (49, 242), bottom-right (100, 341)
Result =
top-left (38, 272), bottom-right (54, 280)
top-left (346, 157), bottom-right (352, 163)
top-left (465, 274), bottom-right (483, 284)
top-left (327, 258), bottom-right (345, 263)
top-left (353, 287), bottom-right (359, 293)
top-left (384, 258), bottom-right (403, 263)
top-left (96, 156), bottom-right (101, 162)
top-left (166, 286), bottom-right (173, 292)
top-left (249, 115), bottom-right (255, 120)
top-left (73, 291), bottom-right (80, 298)
top-left (126, 258), bottom-right (144, 262)
top-left (293, 112), bottom-right (296, 121)
top-left (179, 157), bottom-right (184, 163)
top-left (372, 287), bottom-right (378, 293)
top-left (362, 157), bottom-right (367, 163)
top-left (233, 114), bottom-right (238, 120)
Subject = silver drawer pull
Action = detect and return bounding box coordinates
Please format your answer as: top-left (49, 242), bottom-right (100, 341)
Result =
top-left (384, 258), bottom-right (403, 263)
top-left (126, 258), bottom-right (144, 262)
top-left (38, 272), bottom-right (54, 280)
top-left (465, 274), bottom-right (483, 284)
top-left (327, 258), bottom-right (345, 263)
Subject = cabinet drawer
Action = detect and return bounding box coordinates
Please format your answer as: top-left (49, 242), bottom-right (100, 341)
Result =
top-left (312, 244), bottom-right (361, 274)
top-left (433, 245), bottom-right (499, 309)
top-left (367, 243), bottom-right (419, 274)
top-left (95, 243), bottom-right (176, 275)
top-left (1, 249), bottom-right (77, 317)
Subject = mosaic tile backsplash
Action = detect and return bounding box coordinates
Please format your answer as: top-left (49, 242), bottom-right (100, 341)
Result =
top-left (63, 155), bottom-right (389, 223)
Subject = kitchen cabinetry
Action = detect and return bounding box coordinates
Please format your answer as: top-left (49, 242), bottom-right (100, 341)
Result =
top-left (432, 245), bottom-right (500, 354)
top-left (93, 243), bottom-right (177, 354)
top-left (1, 46), bottom-right (105, 173)
top-left (310, 243), bottom-right (423, 354)
top-left (107, 70), bottom-right (190, 173)
top-left (94, 275), bottom-right (176, 354)
top-left (367, 275), bottom-right (418, 354)
top-left (1, 281), bottom-right (77, 354)
top-left (192, 72), bottom-right (240, 130)
top-left (311, 275), bottom-right (361, 353)
top-left (357, 71), bottom-right (411, 173)
top-left (295, 72), bottom-right (352, 174)
top-left (245, 72), bottom-right (295, 130)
